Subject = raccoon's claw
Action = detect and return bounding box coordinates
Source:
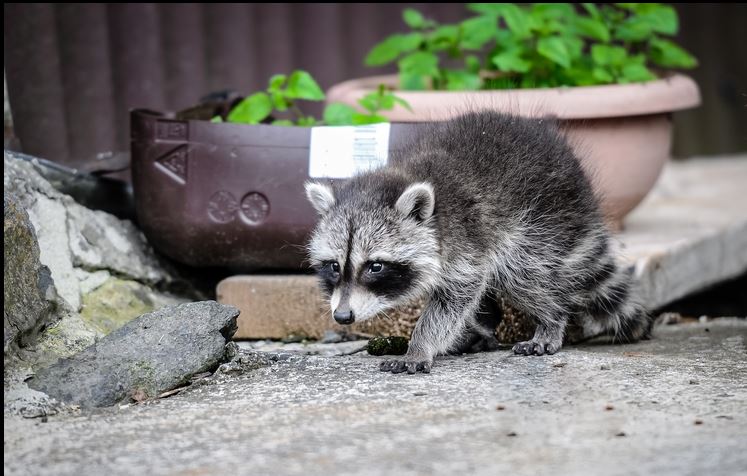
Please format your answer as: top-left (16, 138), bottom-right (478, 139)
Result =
top-left (512, 340), bottom-right (561, 356)
top-left (379, 358), bottom-right (432, 374)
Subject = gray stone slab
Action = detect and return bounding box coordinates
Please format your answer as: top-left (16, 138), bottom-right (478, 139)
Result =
top-left (620, 155), bottom-right (747, 309)
top-left (4, 318), bottom-right (746, 476)
top-left (26, 301), bottom-right (239, 408)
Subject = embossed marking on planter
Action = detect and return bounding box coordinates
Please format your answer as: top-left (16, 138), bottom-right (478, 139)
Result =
top-left (240, 192), bottom-right (270, 225)
top-left (155, 145), bottom-right (188, 184)
top-left (207, 191), bottom-right (239, 224)
top-left (156, 120), bottom-right (188, 141)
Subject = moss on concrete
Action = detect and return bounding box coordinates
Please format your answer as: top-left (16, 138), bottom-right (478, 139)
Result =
top-left (367, 336), bottom-right (409, 356)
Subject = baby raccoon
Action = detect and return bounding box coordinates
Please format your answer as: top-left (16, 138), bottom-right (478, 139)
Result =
top-left (305, 111), bottom-right (650, 374)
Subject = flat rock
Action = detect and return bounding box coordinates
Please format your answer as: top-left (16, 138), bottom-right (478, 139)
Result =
top-left (5, 319), bottom-right (746, 476)
top-left (27, 301), bottom-right (239, 408)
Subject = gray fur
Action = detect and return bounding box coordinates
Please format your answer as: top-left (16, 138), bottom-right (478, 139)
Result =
top-left (306, 111), bottom-right (651, 374)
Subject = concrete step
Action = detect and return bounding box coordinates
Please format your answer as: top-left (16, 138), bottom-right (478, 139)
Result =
top-left (621, 154), bottom-right (747, 309)
top-left (218, 155), bottom-right (747, 340)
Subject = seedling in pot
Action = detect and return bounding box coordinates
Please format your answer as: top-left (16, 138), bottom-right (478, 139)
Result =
top-left (215, 70), bottom-right (411, 127)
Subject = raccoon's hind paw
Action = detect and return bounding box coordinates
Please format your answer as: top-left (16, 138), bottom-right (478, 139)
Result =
top-left (512, 339), bottom-right (561, 356)
top-left (380, 358), bottom-right (433, 374)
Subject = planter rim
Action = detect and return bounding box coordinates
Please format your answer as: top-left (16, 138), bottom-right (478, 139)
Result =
top-left (327, 73), bottom-right (701, 120)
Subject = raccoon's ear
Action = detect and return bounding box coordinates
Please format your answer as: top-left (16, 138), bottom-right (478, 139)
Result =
top-left (305, 182), bottom-right (335, 215)
top-left (395, 182), bottom-right (435, 221)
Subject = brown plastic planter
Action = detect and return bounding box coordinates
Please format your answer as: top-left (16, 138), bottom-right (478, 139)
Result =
top-left (130, 109), bottom-right (419, 270)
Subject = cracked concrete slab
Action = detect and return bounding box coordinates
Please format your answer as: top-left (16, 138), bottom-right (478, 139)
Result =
top-left (4, 319), bottom-right (745, 476)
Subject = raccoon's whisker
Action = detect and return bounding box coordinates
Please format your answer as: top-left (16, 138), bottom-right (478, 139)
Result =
top-left (378, 310), bottom-right (394, 322)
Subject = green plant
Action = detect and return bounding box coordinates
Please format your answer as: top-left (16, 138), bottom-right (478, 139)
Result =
top-left (323, 84), bottom-right (413, 125)
top-left (221, 70), bottom-right (411, 126)
top-left (365, 3), bottom-right (697, 90)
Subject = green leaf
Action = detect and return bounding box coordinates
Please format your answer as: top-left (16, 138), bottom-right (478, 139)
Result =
top-left (365, 33), bottom-right (423, 66)
top-left (501, 4), bottom-right (532, 38)
top-left (398, 51), bottom-right (439, 76)
top-left (491, 51), bottom-right (531, 73)
top-left (460, 15), bottom-right (498, 49)
top-left (297, 116), bottom-right (318, 127)
top-left (615, 3), bottom-right (644, 12)
top-left (573, 17), bottom-right (610, 42)
top-left (377, 93), bottom-right (396, 110)
top-left (494, 29), bottom-right (515, 48)
top-left (285, 71), bottom-right (325, 101)
top-left (563, 65), bottom-right (601, 86)
top-left (358, 91), bottom-right (389, 113)
top-left (271, 92), bottom-right (289, 111)
top-left (399, 72), bottom-right (428, 90)
top-left (601, 4), bottom-right (626, 24)
top-left (403, 8), bottom-right (425, 28)
top-left (621, 63), bottom-right (656, 82)
top-left (465, 55), bottom-right (481, 74)
top-left (444, 70), bottom-right (482, 91)
top-left (591, 44), bottom-right (627, 66)
top-left (592, 67), bottom-right (614, 83)
top-left (392, 95), bottom-right (413, 112)
top-left (271, 119), bottom-right (294, 127)
top-left (628, 53), bottom-right (647, 65)
top-left (430, 25), bottom-right (459, 48)
top-left (562, 36), bottom-right (584, 60)
top-left (365, 37), bottom-right (400, 66)
top-left (531, 3), bottom-right (575, 20)
top-left (537, 37), bottom-right (571, 68)
top-left (210, 116), bottom-right (223, 123)
top-left (639, 4), bottom-right (678, 35)
top-left (323, 103), bottom-right (356, 126)
top-left (528, 4), bottom-right (571, 35)
top-left (351, 113), bottom-right (388, 125)
top-left (649, 38), bottom-right (697, 68)
top-left (268, 74), bottom-right (287, 92)
top-left (614, 17), bottom-right (652, 41)
top-left (227, 92), bottom-right (272, 124)
top-left (466, 3), bottom-right (505, 15)
top-left (582, 3), bottom-right (602, 20)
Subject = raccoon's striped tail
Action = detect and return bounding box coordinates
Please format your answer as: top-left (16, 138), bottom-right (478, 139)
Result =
top-left (580, 264), bottom-right (653, 342)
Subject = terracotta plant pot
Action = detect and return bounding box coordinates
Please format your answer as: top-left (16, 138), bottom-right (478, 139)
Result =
top-left (327, 74), bottom-right (701, 230)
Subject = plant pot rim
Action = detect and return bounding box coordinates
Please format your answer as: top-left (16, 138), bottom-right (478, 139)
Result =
top-left (327, 73), bottom-right (701, 121)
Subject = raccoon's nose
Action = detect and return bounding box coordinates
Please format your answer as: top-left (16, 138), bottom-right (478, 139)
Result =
top-left (333, 309), bottom-right (355, 325)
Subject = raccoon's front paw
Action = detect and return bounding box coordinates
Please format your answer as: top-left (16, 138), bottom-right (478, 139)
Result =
top-left (379, 356), bottom-right (433, 374)
top-left (512, 339), bottom-right (561, 356)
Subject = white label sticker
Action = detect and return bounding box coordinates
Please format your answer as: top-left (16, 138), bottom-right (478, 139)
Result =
top-left (308, 123), bottom-right (391, 178)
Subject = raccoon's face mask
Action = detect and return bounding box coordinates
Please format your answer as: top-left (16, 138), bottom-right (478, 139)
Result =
top-left (305, 181), bottom-right (442, 325)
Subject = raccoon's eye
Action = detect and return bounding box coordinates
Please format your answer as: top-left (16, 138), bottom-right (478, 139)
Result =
top-left (330, 262), bottom-right (340, 273)
top-left (368, 262), bottom-right (383, 273)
